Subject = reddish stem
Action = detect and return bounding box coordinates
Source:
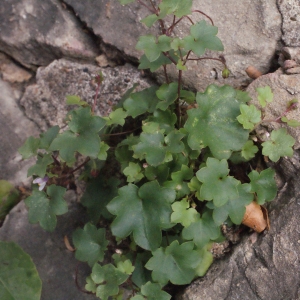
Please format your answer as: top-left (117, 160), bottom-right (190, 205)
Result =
top-left (192, 9), bottom-right (214, 26)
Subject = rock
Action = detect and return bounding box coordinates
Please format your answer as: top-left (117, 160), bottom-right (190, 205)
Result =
top-left (177, 72), bottom-right (300, 300)
top-left (20, 58), bottom-right (153, 131)
top-left (278, 0), bottom-right (300, 46)
top-left (246, 70), bottom-right (300, 149)
top-left (0, 191), bottom-right (98, 300)
top-left (0, 0), bottom-right (99, 70)
top-left (0, 78), bottom-right (40, 185)
top-left (64, 0), bottom-right (282, 90)
top-left (0, 52), bottom-right (33, 83)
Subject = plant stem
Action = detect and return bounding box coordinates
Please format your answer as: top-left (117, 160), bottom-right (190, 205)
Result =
top-left (192, 10), bottom-right (214, 25)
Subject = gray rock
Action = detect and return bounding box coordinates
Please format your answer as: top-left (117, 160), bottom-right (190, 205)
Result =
top-left (0, 0), bottom-right (99, 70)
top-left (177, 72), bottom-right (300, 300)
top-left (278, 0), bottom-right (300, 46)
top-left (0, 192), bottom-right (98, 300)
top-left (64, 0), bottom-right (282, 90)
top-left (20, 58), bottom-right (153, 131)
top-left (0, 77), bottom-right (40, 185)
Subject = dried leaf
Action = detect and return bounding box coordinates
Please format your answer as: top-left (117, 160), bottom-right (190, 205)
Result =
top-left (242, 202), bottom-right (267, 233)
top-left (64, 235), bottom-right (75, 252)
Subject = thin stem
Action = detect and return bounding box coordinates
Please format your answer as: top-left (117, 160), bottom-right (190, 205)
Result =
top-left (75, 264), bottom-right (93, 294)
top-left (137, 0), bottom-right (156, 13)
top-left (70, 157), bottom-right (91, 174)
top-left (192, 9), bottom-right (214, 26)
top-left (176, 70), bottom-right (182, 127)
top-left (162, 51), bottom-right (177, 64)
top-left (101, 127), bottom-right (141, 137)
top-left (187, 56), bottom-right (227, 68)
top-left (163, 65), bottom-right (170, 83)
top-left (52, 154), bottom-right (61, 166)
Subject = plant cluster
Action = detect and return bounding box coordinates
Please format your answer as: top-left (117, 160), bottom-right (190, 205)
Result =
top-left (18, 0), bottom-right (298, 299)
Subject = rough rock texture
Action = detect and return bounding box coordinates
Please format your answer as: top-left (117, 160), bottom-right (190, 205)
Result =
top-left (177, 69), bottom-right (300, 300)
top-left (0, 0), bottom-right (99, 69)
top-left (0, 191), bottom-right (98, 300)
top-left (0, 77), bottom-right (40, 184)
top-left (65, 0), bottom-right (282, 91)
top-left (20, 59), bottom-right (153, 131)
top-left (278, 0), bottom-right (300, 46)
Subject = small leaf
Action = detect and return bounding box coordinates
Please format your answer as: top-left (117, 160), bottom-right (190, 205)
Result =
top-left (156, 83), bottom-right (179, 111)
top-left (139, 53), bottom-right (172, 72)
top-left (25, 185), bottom-right (67, 231)
top-left (248, 169), bottom-right (277, 205)
top-left (281, 117), bottom-right (300, 127)
top-left (213, 183), bottom-right (253, 225)
top-left (140, 282), bottom-right (171, 300)
top-left (73, 223), bottom-right (108, 267)
top-left (18, 136), bottom-right (40, 159)
top-left (39, 126), bottom-right (60, 150)
top-left (256, 86), bottom-right (273, 107)
top-left (123, 162), bottom-right (144, 183)
top-left (158, 0), bottom-right (192, 18)
top-left (116, 259), bottom-right (135, 275)
top-left (141, 14), bottom-right (159, 27)
top-left (66, 95), bottom-right (87, 106)
top-left (145, 240), bottom-right (201, 285)
top-left (91, 264), bottom-right (128, 300)
top-left (107, 181), bottom-right (176, 251)
top-left (182, 210), bottom-right (221, 248)
top-left (194, 246), bottom-right (214, 277)
top-left (241, 140), bottom-right (259, 160)
top-left (0, 241), bottom-right (42, 300)
top-left (196, 158), bottom-right (239, 207)
top-left (237, 104), bottom-right (261, 130)
top-left (98, 141), bottom-right (110, 160)
top-left (177, 59), bottom-right (187, 71)
top-left (103, 108), bottom-right (128, 126)
top-left (171, 198), bottom-right (198, 227)
top-left (262, 128), bottom-right (295, 162)
top-left (182, 20), bottom-right (224, 56)
top-left (0, 180), bottom-right (20, 221)
top-left (235, 90), bottom-right (252, 103)
top-left (27, 154), bottom-right (53, 178)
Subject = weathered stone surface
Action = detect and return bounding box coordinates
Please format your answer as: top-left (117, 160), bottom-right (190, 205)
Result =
top-left (65, 0), bottom-right (282, 90)
top-left (247, 70), bottom-right (300, 149)
top-left (177, 72), bottom-right (300, 300)
top-left (0, 78), bottom-right (40, 185)
top-left (0, 192), bottom-right (98, 300)
top-left (0, 0), bottom-right (99, 69)
top-left (20, 59), bottom-right (153, 131)
top-left (278, 0), bottom-right (300, 46)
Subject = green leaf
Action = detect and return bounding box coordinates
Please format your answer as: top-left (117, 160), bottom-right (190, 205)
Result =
top-left (18, 136), bottom-right (40, 159)
top-left (146, 109), bottom-right (177, 134)
top-left (98, 141), bottom-right (110, 160)
top-left (237, 104), bottom-right (261, 130)
top-left (241, 140), bottom-right (259, 160)
top-left (116, 259), bottom-right (135, 275)
top-left (103, 108), bottom-right (128, 126)
top-left (123, 86), bottom-right (160, 118)
top-left (196, 158), bottom-right (239, 207)
top-left (107, 181), bottom-right (176, 251)
top-left (182, 21), bottom-right (224, 56)
top-left (171, 198), bottom-right (198, 227)
top-left (177, 59), bottom-right (187, 71)
top-left (39, 126), bottom-right (60, 149)
top-left (50, 107), bottom-right (106, 164)
top-left (184, 85), bottom-right (249, 159)
top-left (81, 176), bottom-right (119, 223)
top-left (123, 162), bottom-right (144, 183)
top-left (139, 53), bottom-right (172, 72)
top-left (141, 14), bottom-right (159, 27)
top-left (72, 223), bottom-right (108, 267)
top-left (188, 176), bottom-right (202, 200)
top-left (0, 180), bottom-right (20, 221)
top-left (182, 210), bottom-right (221, 248)
top-left (0, 241), bottom-right (42, 300)
top-left (256, 86), bottom-right (273, 107)
top-left (136, 35), bottom-right (172, 62)
top-left (27, 154), bottom-right (53, 178)
top-left (248, 169), bottom-right (277, 205)
top-left (145, 240), bottom-right (200, 285)
top-left (158, 0), bottom-right (192, 18)
top-left (235, 90), bottom-right (252, 103)
top-left (281, 117), bottom-right (300, 127)
top-left (194, 246), bottom-right (214, 277)
top-left (66, 95), bottom-right (88, 106)
top-left (156, 83), bottom-right (178, 111)
top-left (131, 252), bottom-right (152, 288)
top-left (91, 264), bottom-right (128, 300)
top-left (24, 185), bottom-right (67, 231)
top-left (213, 183), bottom-right (253, 225)
top-left (139, 282), bottom-right (171, 300)
top-left (262, 128), bottom-right (295, 162)
top-left (165, 130), bottom-right (185, 153)
top-left (133, 132), bottom-right (167, 166)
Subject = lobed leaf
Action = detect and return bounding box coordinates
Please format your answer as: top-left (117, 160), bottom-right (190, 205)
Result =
top-left (256, 86), bottom-right (273, 107)
top-left (237, 104), bottom-right (261, 130)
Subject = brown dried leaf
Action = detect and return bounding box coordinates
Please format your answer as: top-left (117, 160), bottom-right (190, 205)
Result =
top-left (64, 235), bottom-right (75, 252)
top-left (242, 201), bottom-right (267, 233)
